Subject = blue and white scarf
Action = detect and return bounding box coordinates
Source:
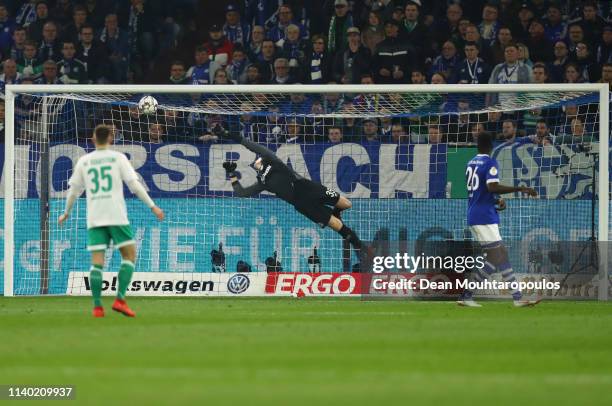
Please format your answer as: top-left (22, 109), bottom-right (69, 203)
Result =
top-left (310, 52), bottom-right (323, 83)
top-left (15, 4), bottom-right (36, 27)
top-left (224, 23), bottom-right (248, 46)
top-left (252, 0), bottom-right (282, 29)
top-left (229, 59), bottom-right (247, 83)
top-left (99, 27), bottom-right (120, 43)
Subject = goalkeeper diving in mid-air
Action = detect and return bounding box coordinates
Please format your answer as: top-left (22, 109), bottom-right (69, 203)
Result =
top-left (222, 132), bottom-right (364, 258)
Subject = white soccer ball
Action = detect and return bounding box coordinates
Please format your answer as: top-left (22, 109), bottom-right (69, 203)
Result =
top-left (138, 95), bottom-right (158, 115)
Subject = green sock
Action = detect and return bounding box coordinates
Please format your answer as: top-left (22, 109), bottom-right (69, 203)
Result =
top-left (117, 260), bottom-right (135, 300)
top-left (90, 265), bottom-right (103, 307)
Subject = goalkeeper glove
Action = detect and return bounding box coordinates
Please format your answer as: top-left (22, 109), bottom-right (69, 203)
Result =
top-left (223, 161), bottom-right (238, 178)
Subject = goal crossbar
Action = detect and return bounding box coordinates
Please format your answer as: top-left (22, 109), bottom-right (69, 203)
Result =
top-left (6, 83), bottom-right (610, 94)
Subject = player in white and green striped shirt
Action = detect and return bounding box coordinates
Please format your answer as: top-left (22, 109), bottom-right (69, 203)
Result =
top-left (59, 124), bottom-right (164, 318)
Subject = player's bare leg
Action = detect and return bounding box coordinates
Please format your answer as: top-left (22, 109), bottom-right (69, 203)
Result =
top-left (112, 244), bottom-right (137, 317)
top-left (336, 196), bottom-right (351, 210)
top-left (332, 196), bottom-right (352, 219)
top-left (90, 251), bottom-right (105, 317)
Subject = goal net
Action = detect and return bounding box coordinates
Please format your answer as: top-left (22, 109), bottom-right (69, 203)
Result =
top-left (2, 84), bottom-right (609, 299)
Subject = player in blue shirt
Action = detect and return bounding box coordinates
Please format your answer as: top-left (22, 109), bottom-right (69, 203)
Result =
top-left (458, 132), bottom-right (541, 307)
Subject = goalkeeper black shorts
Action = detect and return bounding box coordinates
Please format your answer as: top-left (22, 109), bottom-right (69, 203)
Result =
top-left (293, 179), bottom-right (341, 227)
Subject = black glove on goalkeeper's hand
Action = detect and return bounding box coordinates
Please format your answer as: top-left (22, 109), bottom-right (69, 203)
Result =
top-left (223, 161), bottom-right (238, 178)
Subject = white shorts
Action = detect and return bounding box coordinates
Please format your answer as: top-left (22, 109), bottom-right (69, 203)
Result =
top-left (470, 224), bottom-right (502, 246)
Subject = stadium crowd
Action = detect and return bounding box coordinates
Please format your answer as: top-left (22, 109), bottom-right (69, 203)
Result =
top-left (0, 0), bottom-right (610, 145)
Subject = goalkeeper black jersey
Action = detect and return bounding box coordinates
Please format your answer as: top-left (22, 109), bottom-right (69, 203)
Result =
top-left (255, 158), bottom-right (299, 204)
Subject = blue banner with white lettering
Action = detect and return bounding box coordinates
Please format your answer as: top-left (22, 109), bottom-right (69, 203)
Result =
top-left (0, 142), bottom-right (447, 199)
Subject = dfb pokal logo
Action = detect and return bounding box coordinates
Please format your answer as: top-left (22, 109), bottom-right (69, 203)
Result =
top-left (227, 274), bottom-right (250, 294)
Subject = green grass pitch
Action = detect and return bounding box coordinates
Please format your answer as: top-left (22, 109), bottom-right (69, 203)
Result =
top-left (1, 297), bottom-right (612, 405)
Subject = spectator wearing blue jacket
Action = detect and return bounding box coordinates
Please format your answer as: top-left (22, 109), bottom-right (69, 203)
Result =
top-left (99, 14), bottom-right (129, 83)
top-left (429, 41), bottom-right (461, 82)
top-left (186, 45), bottom-right (219, 85)
top-left (0, 4), bottom-right (16, 58)
top-left (278, 24), bottom-right (308, 74)
top-left (268, 4), bottom-right (307, 43)
top-left (543, 4), bottom-right (567, 44)
top-left (223, 4), bottom-right (250, 46)
top-left (455, 42), bottom-right (490, 84)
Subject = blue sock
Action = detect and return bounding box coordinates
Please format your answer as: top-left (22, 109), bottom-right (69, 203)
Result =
top-left (461, 261), bottom-right (495, 300)
top-left (500, 261), bottom-right (522, 301)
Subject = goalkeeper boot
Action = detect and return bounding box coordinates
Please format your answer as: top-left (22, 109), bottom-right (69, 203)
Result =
top-left (112, 299), bottom-right (136, 317)
top-left (513, 298), bottom-right (542, 307)
top-left (92, 306), bottom-right (105, 318)
top-left (357, 244), bottom-right (375, 272)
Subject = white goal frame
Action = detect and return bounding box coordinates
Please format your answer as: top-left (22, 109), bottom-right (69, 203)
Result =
top-left (3, 83), bottom-right (609, 298)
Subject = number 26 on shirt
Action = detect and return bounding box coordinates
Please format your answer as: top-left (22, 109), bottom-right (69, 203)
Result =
top-left (466, 166), bottom-right (479, 191)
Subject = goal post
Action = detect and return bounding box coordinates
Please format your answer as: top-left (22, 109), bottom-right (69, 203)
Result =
top-left (2, 83), bottom-right (609, 298)
top-left (3, 88), bottom-right (15, 297)
top-left (598, 87), bottom-right (610, 301)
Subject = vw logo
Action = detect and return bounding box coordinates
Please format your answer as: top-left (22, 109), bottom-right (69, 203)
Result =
top-left (227, 274), bottom-right (250, 294)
